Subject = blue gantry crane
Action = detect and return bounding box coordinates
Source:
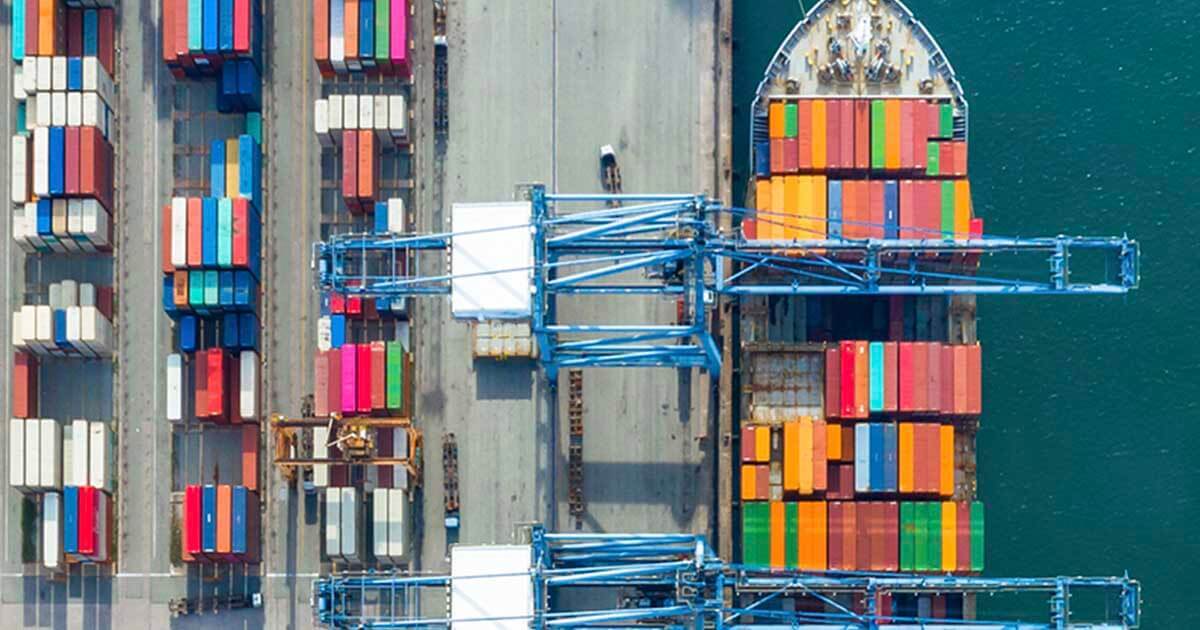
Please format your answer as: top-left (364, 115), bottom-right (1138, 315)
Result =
top-left (313, 524), bottom-right (1140, 629)
top-left (315, 183), bottom-right (1138, 380)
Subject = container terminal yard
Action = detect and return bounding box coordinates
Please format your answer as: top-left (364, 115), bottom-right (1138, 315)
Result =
top-left (0, 1), bottom-right (1146, 629)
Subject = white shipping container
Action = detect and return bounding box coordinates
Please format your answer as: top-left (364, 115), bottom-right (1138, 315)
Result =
top-left (35, 305), bottom-right (54, 352)
top-left (67, 91), bottom-right (82, 126)
top-left (372, 488), bottom-right (389, 559)
top-left (53, 200), bottom-right (76, 252)
top-left (344, 95), bottom-right (359, 130)
top-left (61, 280), bottom-right (78, 307)
top-left (62, 425), bottom-right (73, 486)
top-left (171, 198), bottom-right (187, 267)
top-left (167, 354), bottom-right (183, 421)
top-left (317, 316), bottom-right (332, 351)
top-left (389, 95), bottom-right (408, 143)
top-left (79, 283), bottom-right (96, 307)
top-left (240, 350), bottom-right (258, 420)
top-left (52, 56), bottom-right (67, 91)
top-left (393, 428), bottom-right (409, 492)
top-left (83, 58), bottom-right (116, 109)
top-left (81, 200), bottom-right (110, 248)
top-left (387, 488), bottom-right (409, 561)
top-left (328, 95), bottom-right (343, 134)
top-left (12, 135), bottom-right (29, 204)
top-left (313, 426), bottom-right (329, 488)
top-left (80, 306), bottom-right (113, 357)
top-left (43, 492), bottom-right (62, 570)
top-left (20, 305), bottom-right (39, 353)
top-left (89, 422), bottom-right (113, 493)
top-left (324, 487), bottom-right (341, 559)
top-left (330, 0), bottom-right (346, 72)
top-left (67, 199), bottom-right (83, 240)
top-left (340, 487), bottom-right (359, 560)
top-left (12, 208), bottom-right (33, 254)
top-left (33, 127), bottom-right (49, 197)
top-left (40, 419), bottom-right (62, 489)
top-left (14, 65), bottom-right (26, 100)
top-left (51, 92), bottom-right (67, 127)
top-left (34, 94), bottom-right (49, 130)
top-left (25, 419), bottom-right (40, 488)
top-left (9, 419), bottom-right (25, 488)
top-left (373, 95), bottom-right (389, 141)
top-left (37, 57), bottom-right (52, 92)
top-left (360, 95), bottom-right (374, 130)
top-left (72, 420), bottom-right (89, 487)
top-left (12, 310), bottom-right (26, 348)
top-left (23, 58), bottom-right (38, 94)
top-left (49, 283), bottom-right (63, 310)
top-left (315, 99), bottom-right (333, 148)
top-left (387, 198), bottom-right (405, 234)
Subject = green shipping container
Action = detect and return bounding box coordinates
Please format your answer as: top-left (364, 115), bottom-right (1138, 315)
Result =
top-left (971, 501), bottom-right (985, 572)
top-left (784, 103), bottom-right (798, 138)
top-left (900, 502), bottom-right (916, 572)
top-left (868, 342), bottom-right (884, 412)
top-left (245, 113), bottom-right (263, 145)
top-left (189, 271), bottom-right (204, 306)
top-left (217, 199), bottom-right (233, 267)
top-left (926, 141), bottom-right (940, 176)
top-left (913, 502), bottom-right (928, 571)
top-left (939, 103), bottom-right (954, 138)
top-left (375, 0), bottom-right (390, 62)
top-left (204, 271), bottom-right (220, 306)
top-left (784, 502), bottom-right (799, 569)
top-left (927, 501), bottom-right (942, 570)
top-left (386, 341), bottom-right (405, 410)
top-left (742, 502), bottom-right (770, 567)
top-left (188, 0), bottom-right (203, 52)
top-left (940, 181), bottom-right (955, 239)
top-left (871, 100), bottom-right (886, 169)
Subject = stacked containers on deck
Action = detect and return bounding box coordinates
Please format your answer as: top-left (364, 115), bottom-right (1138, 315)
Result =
top-left (370, 487), bottom-right (410, 564)
top-left (161, 0), bottom-right (263, 82)
top-left (12, 281), bottom-right (115, 358)
top-left (319, 287), bottom-right (409, 353)
top-left (313, 343), bottom-right (410, 420)
top-left (181, 483), bottom-right (259, 563)
top-left (315, 95), bottom-right (409, 148)
top-left (324, 487), bottom-right (362, 562)
top-left (313, 0), bottom-right (410, 78)
top-left (739, 344), bottom-right (984, 573)
top-left (751, 98), bottom-right (978, 244)
top-left (41, 420), bottom-right (115, 566)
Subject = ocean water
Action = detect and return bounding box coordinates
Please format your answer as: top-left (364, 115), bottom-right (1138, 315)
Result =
top-left (732, 1), bottom-right (1200, 626)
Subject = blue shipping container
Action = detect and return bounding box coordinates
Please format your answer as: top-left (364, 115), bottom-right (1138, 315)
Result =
top-left (218, 198), bottom-right (233, 267)
top-left (239, 313), bottom-right (258, 350)
top-left (330, 314), bottom-right (346, 349)
top-left (374, 201), bottom-right (388, 234)
top-left (210, 139), bottom-right (226, 197)
top-left (163, 276), bottom-right (179, 318)
top-left (16, 102), bottom-right (27, 136)
top-left (234, 270), bottom-right (256, 310)
top-left (828, 181), bottom-right (843, 239)
top-left (202, 485), bottom-right (217, 553)
top-left (854, 423), bottom-right (870, 493)
top-left (219, 0), bottom-right (235, 52)
top-left (68, 58), bottom-right (83, 91)
top-left (884, 180), bottom-right (899, 239)
top-left (361, 0), bottom-right (375, 63)
top-left (202, 198), bottom-right (218, 267)
top-left (237, 135), bottom-right (257, 201)
top-left (54, 310), bottom-right (69, 347)
top-left (883, 423), bottom-right (898, 492)
top-left (237, 60), bottom-right (262, 112)
top-left (218, 63), bottom-right (238, 112)
top-left (220, 270), bottom-right (235, 307)
top-left (203, 0), bottom-right (220, 54)
top-left (222, 313), bottom-right (240, 349)
top-left (181, 315), bottom-right (198, 352)
top-left (232, 486), bottom-right (247, 555)
top-left (63, 487), bottom-right (78, 554)
top-left (754, 141), bottom-right (770, 178)
top-left (37, 200), bottom-right (53, 236)
top-left (84, 11), bottom-right (99, 57)
top-left (12, 0), bottom-right (24, 62)
top-left (869, 423), bottom-right (884, 492)
top-left (49, 128), bottom-right (65, 196)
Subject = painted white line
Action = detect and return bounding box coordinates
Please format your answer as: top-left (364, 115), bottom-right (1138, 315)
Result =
top-left (151, 0), bottom-right (162, 562)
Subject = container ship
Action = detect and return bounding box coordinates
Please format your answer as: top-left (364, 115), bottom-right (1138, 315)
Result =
top-left (739, 0), bottom-right (984, 617)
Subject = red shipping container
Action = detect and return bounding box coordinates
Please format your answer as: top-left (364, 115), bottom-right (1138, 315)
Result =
top-left (898, 342), bottom-right (914, 411)
top-left (186, 198), bottom-right (202, 267)
top-left (884, 501), bottom-right (899, 571)
top-left (866, 502), bottom-right (883, 571)
top-left (232, 198), bottom-right (249, 266)
top-left (162, 0), bottom-right (177, 69)
top-left (184, 485), bottom-right (201, 560)
top-left (739, 426), bottom-right (755, 462)
top-left (328, 346), bottom-right (343, 413)
top-left (899, 180), bottom-right (916, 239)
top-left (769, 138), bottom-right (784, 174)
top-left (953, 345), bottom-right (968, 414)
top-left (797, 100), bottom-right (812, 170)
top-left (67, 8), bottom-right (82, 56)
top-left (25, 0), bottom-right (38, 61)
top-left (912, 342), bottom-right (929, 411)
top-left (956, 501), bottom-right (972, 571)
top-left (377, 426), bottom-right (394, 488)
top-left (330, 443), bottom-right (348, 487)
top-left (917, 181), bottom-right (936, 240)
top-left (941, 345), bottom-right (954, 416)
top-left (314, 0), bottom-right (333, 76)
top-left (813, 421), bottom-right (827, 491)
top-left (927, 423), bottom-right (942, 494)
top-left (330, 293), bottom-right (345, 314)
top-left (839, 341), bottom-right (856, 417)
top-left (839, 100), bottom-right (855, 170)
top-left (12, 351), bottom-right (38, 418)
top-left (939, 142), bottom-right (953, 177)
top-left (173, 0), bottom-right (189, 65)
top-left (242, 425), bottom-right (259, 491)
top-left (854, 100), bottom-right (870, 170)
top-left (356, 342), bottom-right (372, 413)
top-left (840, 180), bottom-right (858, 239)
top-left (843, 501), bottom-right (859, 570)
top-left (342, 130), bottom-right (358, 210)
top-left (827, 463), bottom-right (853, 500)
top-left (828, 501), bottom-right (843, 569)
top-left (358, 129), bottom-right (377, 201)
top-left (78, 487), bottom-right (96, 556)
top-left (370, 341), bottom-right (386, 411)
top-left (967, 344), bottom-right (982, 414)
top-left (314, 350), bottom-right (330, 416)
top-left (900, 100), bottom-right (914, 169)
top-left (98, 9), bottom-right (115, 75)
top-left (346, 296), bottom-right (362, 315)
top-left (194, 349), bottom-right (210, 419)
top-left (868, 181), bottom-right (884, 239)
top-left (855, 179), bottom-right (871, 239)
top-left (208, 350), bottom-right (226, 421)
top-left (825, 348), bottom-right (840, 418)
top-left (65, 126), bottom-right (80, 195)
top-left (234, 0), bottom-right (251, 55)
top-left (883, 342), bottom-right (898, 411)
top-left (826, 101), bottom-right (841, 169)
top-left (913, 101), bottom-right (928, 171)
top-left (781, 138), bottom-right (799, 173)
top-left (927, 341), bottom-right (943, 413)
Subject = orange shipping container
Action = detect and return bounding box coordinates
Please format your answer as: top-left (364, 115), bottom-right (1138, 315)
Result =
top-left (242, 424), bottom-right (259, 491)
top-left (954, 141), bottom-right (969, 176)
top-left (885, 100), bottom-right (901, 170)
top-left (854, 100), bottom-right (870, 169)
top-left (899, 423), bottom-right (915, 493)
top-left (940, 424), bottom-right (955, 496)
top-left (752, 178), bottom-right (770, 240)
top-left (770, 501), bottom-right (786, 569)
top-left (954, 180), bottom-right (971, 238)
top-left (797, 100), bottom-right (812, 170)
top-left (345, 0), bottom-right (359, 62)
top-left (840, 181), bottom-right (859, 239)
top-left (783, 176), bottom-right (801, 240)
top-left (769, 138), bottom-right (784, 174)
top-left (966, 344), bottom-right (982, 414)
top-left (754, 425), bottom-right (771, 462)
top-left (826, 421), bottom-right (842, 461)
top-left (216, 485), bottom-right (232, 555)
top-left (798, 501), bottom-right (827, 570)
top-left (868, 181), bottom-right (884, 240)
top-left (770, 177), bottom-right (786, 240)
top-left (798, 419), bottom-right (813, 493)
top-left (314, 0), bottom-right (332, 76)
top-left (811, 100), bottom-right (827, 169)
top-left (173, 270), bottom-right (189, 307)
top-left (768, 102), bottom-right (786, 139)
top-left (741, 464), bottom-right (769, 501)
top-left (811, 175), bottom-right (828, 239)
top-left (941, 501), bottom-right (958, 571)
top-left (953, 345), bottom-right (969, 414)
top-left (359, 130), bottom-right (377, 200)
top-left (782, 421), bottom-right (800, 493)
top-left (812, 419), bottom-right (827, 491)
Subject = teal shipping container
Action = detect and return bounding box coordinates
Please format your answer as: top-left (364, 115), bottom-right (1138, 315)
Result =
top-left (869, 342), bottom-right (884, 412)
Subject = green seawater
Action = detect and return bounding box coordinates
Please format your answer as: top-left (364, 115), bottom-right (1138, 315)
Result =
top-left (733, 1), bottom-right (1200, 626)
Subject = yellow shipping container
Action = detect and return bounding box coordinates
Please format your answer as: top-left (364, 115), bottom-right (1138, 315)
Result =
top-left (940, 424), bottom-right (955, 496)
top-left (812, 175), bottom-right (828, 239)
top-left (755, 178), bottom-right (771, 240)
top-left (226, 139), bottom-right (241, 199)
top-left (786, 176), bottom-right (803, 240)
top-left (941, 501), bottom-right (958, 571)
top-left (770, 177), bottom-right (786, 241)
top-left (811, 100), bottom-right (828, 170)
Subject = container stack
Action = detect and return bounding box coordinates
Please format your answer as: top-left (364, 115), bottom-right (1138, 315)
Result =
top-left (8, 418), bottom-right (63, 493)
top-left (750, 98), bottom-right (980, 243)
top-left (12, 282), bottom-right (116, 358)
top-left (313, 0), bottom-right (411, 78)
top-left (160, 0), bottom-right (263, 84)
top-left (313, 342), bottom-right (410, 418)
top-left (739, 345), bottom-right (985, 573)
top-left (370, 487), bottom-right (410, 564)
top-left (319, 290), bottom-right (409, 352)
top-left (34, 420), bottom-right (115, 568)
top-left (324, 487), bottom-right (362, 563)
top-left (315, 95), bottom-right (410, 149)
top-left (165, 347), bottom-right (259, 424)
top-left (312, 424), bottom-right (411, 491)
top-left (57, 485), bottom-right (113, 565)
top-left (181, 484), bottom-right (260, 563)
